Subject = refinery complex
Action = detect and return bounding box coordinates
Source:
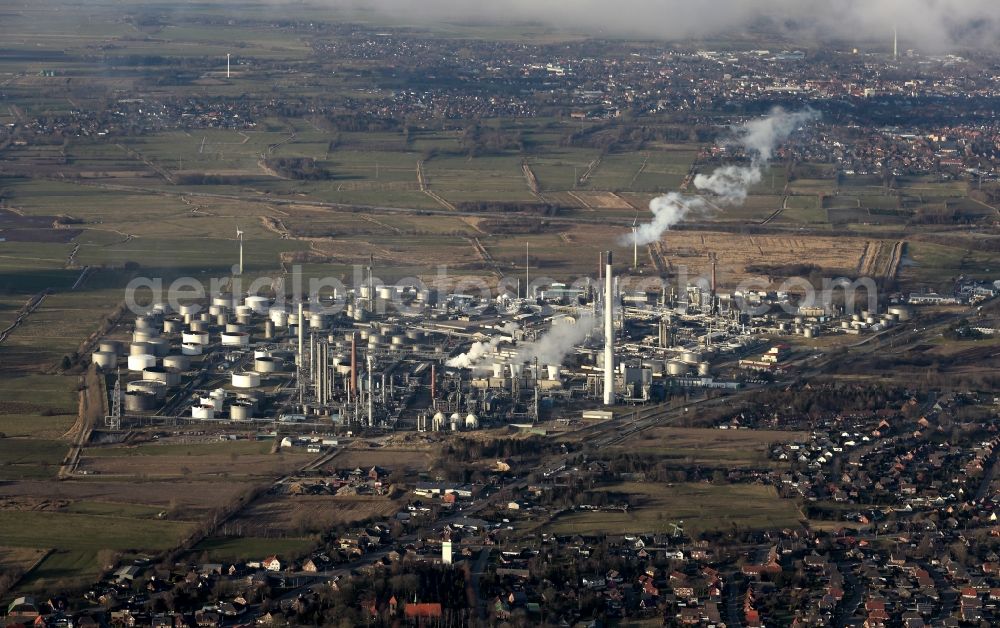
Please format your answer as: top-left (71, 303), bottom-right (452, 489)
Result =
top-left (92, 249), bottom-right (913, 435)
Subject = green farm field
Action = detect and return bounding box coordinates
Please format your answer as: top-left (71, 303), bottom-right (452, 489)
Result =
top-left (547, 482), bottom-right (803, 537)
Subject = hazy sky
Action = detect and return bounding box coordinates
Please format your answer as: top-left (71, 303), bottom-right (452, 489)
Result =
top-left (359, 0), bottom-right (997, 49)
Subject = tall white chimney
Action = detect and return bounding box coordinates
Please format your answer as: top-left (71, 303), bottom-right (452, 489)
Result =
top-left (603, 250), bottom-right (615, 405)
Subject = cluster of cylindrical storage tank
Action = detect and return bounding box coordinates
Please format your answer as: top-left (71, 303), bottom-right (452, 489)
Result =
top-left (190, 388), bottom-right (258, 420)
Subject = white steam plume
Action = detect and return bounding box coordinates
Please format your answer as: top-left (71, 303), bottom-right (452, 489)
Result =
top-left (515, 314), bottom-right (596, 366)
top-left (446, 322), bottom-right (520, 369)
top-left (627, 107), bottom-right (817, 246)
top-left (446, 339), bottom-right (501, 369)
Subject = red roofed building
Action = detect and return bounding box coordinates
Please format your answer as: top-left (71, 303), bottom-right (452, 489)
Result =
top-left (405, 602), bottom-right (443, 623)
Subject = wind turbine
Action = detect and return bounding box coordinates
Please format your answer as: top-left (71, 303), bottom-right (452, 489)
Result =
top-left (236, 226), bottom-right (244, 276)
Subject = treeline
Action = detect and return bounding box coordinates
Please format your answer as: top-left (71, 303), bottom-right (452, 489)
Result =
top-left (454, 201), bottom-right (556, 215)
top-left (263, 157), bottom-right (335, 181)
top-left (444, 436), bottom-right (559, 462)
top-left (173, 173), bottom-right (257, 185)
top-left (737, 383), bottom-right (913, 418)
top-left (476, 219), bottom-right (556, 234)
top-left (561, 120), bottom-right (706, 151)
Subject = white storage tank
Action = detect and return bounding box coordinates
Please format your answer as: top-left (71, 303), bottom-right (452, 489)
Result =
top-left (99, 340), bottom-right (122, 355)
top-left (181, 342), bottom-right (203, 356)
top-left (128, 379), bottom-right (166, 400)
top-left (310, 313), bottom-right (327, 330)
top-left (232, 372), bottom-right (261, 388)
top-left (192, 404), bottom-right (216, 420)
top-left (887, 305), bottom-right (913, 321)
top-left (133, 329), bottom-right (155, 343)
top-left (178, 304), bottom-right (200, 318)
top-left (128, 354), bottom-right (156, 372)
top-left (201, 395), bottom-right (224, 412)
top-left (230, 402), bottom-right (254, 421)
top-left (697, 362), bottom-right (712, 377)
top-left (128, 342), bottom-right (150, 356)
top-left (189, 320), bottom-right (209, 333)
top-left (143, 366), bottom-right (181, 387)
top-left (269, 308), bottom-right (289, 327)
top-left (182, 331), bottom-right (209, 345)
top-left (254, 357), bottom-right (281, 373)
top-left (147, 337), bottom-right (170, 357)
top-left (680, 351), bottom-right (701, 364)
top-left (162, 355), bottom-right (190, 371)
top-left (92, 351), bottom-right (118, 369)
top-left (162, 318), bottom-right (182, 334)
top-left (245, 296), bottom-right (269, 314)
top-left (225, 323), bottom-right (244, 334)
top-left (220, 332), bottom-right (250, 347)
top-left (666, 360), bottom-right (689, 376)
top-left (212, 295), bottom-right (235, 308)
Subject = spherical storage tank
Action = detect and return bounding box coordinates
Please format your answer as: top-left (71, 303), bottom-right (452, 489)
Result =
top-left (465, 413), bottom-right (479, 429)
top-left (92, 351), bottom-right (117, 369)
top-left (128, 354), bottom-right (156, 372)
top-left (432, 411), bottom-right (446, 431)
